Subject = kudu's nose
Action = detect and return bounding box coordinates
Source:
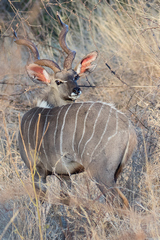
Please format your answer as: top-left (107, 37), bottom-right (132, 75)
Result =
top-left (73, 87), bottom-right (81, 95)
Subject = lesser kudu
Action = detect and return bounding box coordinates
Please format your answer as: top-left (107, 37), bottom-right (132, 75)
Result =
top-left (15, 12), bottom-right (137, 208)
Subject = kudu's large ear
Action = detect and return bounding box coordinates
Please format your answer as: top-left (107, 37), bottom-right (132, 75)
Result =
top-left (75, 51), bottom-right (98, 77)
top-left (26, 63), bottom-right (51, 84)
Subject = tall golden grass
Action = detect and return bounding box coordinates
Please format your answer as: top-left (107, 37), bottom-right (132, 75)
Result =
top-left (0, 0), bottom-right (160, 239)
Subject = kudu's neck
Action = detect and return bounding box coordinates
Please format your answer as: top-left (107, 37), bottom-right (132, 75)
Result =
top-left (39, 88), bottom-right (72, 108)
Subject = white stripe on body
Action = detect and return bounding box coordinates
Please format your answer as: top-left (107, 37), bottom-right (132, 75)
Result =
top-left (60, 104), bottom-right (73, 156)
top-left (60, 104), bottom-right (73, 174)
top-left (78, 102), bottom-right (95, 154)
top-left (72, 103), bottom-right (84, 152)
top-left (81, 104), bottom-right (104, 159)
top-left (93, 108), bottom-right (119, 160)
top-left (42, 109), bottom-right (51, 164)
top-left (23, 109), bottom-right (36, 145)
top-left (33, 108), bottom-right (44, 147)
top-left (28, 108), bottom-right (43, 146)
top-left (90, 106), bottom-right (112, 162)
top-left (53, 106), bottom-right (64, 159)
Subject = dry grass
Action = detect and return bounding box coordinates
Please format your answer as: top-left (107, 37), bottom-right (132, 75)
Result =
top-left (0, 0), bottom-right (160, 239)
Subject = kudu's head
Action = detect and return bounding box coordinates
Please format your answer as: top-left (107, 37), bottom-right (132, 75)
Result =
top-left (13, 12), bottom-right (98, 107)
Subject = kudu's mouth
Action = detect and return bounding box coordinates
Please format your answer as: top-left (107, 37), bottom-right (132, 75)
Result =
top-left (69, 87), bottom-right (81, 100)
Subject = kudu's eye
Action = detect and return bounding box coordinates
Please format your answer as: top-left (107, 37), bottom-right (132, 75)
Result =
top-left (56, 80), bottom-right (63, 85)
